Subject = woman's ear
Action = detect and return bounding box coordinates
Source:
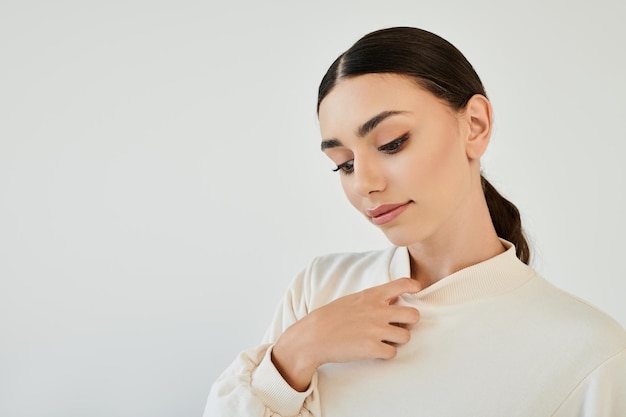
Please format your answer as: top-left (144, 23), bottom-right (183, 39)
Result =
top-left (463, 94), bottom-right (492, 160)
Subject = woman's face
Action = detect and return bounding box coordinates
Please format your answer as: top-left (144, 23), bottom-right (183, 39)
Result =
top-left (318, 73), bottom-right (482, 247)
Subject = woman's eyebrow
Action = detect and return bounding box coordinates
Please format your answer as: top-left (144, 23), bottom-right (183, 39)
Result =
top-left (321, 138), bottom-right (342, 150)
top-left (321, 110), bottom-right (408, 151)
top-left (357, 110), bottom-right (407, 137)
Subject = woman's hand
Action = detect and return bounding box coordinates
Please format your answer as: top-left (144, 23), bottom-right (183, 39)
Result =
top-left (271, 278), bottom-right (421, 391)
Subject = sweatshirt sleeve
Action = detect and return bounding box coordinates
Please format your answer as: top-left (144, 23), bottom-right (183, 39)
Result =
top-left (203, 263), bottom-right (322, 417)
top-left (551, 348), bottom-right (626, 417)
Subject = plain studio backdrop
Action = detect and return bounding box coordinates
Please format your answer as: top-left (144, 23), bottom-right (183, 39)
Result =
top-left (1, 1), bottom-right (625, 416)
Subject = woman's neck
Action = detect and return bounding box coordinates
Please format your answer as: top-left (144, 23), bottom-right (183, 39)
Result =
top-left (407, 198), bottom-right (505, 290)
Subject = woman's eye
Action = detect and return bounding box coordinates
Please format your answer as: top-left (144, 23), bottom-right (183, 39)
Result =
top-left (378, 133), bottom-right (409, 154)
top-left (332, 160), bottom-right (354, 174)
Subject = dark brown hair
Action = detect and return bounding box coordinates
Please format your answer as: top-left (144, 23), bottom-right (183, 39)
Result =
top-left (317, 26), bottom-right (530, 264)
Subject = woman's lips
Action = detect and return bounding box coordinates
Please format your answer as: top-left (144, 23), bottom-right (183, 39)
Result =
top-left (366, 202), bottom-right (411, 225)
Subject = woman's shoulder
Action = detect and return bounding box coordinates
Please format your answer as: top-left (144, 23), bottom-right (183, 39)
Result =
top-left (522, 273), bottom-right (626, 348)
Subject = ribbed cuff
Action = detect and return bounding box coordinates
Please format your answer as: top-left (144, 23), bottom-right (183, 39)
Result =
top-left (251, 344), bottom-right (317, 416)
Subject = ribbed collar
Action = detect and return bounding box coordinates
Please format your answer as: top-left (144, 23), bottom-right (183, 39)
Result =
top-left (389, 240), bottom-right (535, 305)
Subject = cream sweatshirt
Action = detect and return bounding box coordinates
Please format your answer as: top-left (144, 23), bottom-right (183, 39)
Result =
top-left (204, 242), bottom-right (626, 416)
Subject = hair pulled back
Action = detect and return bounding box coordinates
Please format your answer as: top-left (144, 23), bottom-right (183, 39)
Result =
top-left (317, 27), bottom-right (530, 264)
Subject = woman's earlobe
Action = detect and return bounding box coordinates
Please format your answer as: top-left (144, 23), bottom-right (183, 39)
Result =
top-left (465, 94), bottom-right (492, 160)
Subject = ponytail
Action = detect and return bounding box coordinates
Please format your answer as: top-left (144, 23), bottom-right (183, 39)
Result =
top-left (481, 175), bottom-right (530, 264)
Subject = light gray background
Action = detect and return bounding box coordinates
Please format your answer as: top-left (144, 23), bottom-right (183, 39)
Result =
top-left (1, 1), bottom-right (624, 416)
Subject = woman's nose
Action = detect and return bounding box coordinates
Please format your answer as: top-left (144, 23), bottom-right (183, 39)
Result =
top-left (352, 156), bottom-right (386, 196)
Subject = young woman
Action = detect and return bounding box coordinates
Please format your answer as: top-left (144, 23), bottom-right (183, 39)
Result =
top-left (204, 27), bottom-right (626, 417)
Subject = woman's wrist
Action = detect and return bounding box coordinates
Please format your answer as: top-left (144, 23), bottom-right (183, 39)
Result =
top-left (272, 331), bottom-right (319, 392)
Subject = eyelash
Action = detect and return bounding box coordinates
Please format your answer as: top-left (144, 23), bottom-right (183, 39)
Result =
top-left (332, 133), bottom-right (410, 174)
top-left (379, 133), bottom-right (410, 154)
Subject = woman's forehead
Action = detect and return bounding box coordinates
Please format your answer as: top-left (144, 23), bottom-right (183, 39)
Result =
top-left (318, 74), bottom-right (445, 136)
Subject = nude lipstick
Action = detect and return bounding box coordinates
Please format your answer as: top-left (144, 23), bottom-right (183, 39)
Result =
top-left (366, 202), bottom-right (411, 225)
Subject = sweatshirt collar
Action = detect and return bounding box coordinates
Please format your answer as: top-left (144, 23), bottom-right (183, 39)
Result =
top-left (389, 239), bottom-right (535, 305)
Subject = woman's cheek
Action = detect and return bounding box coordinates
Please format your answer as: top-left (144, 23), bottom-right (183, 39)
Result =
top-left (341, 179), bottom-right (360, 210)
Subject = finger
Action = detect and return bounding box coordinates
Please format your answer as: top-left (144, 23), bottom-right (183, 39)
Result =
top-left (388, 306), bottom-right (420, 326)
top-left (384, 307), bottom-right (420, 332)
top-left (380, 277), bottom-right (421, 301)
top-left (374, 340), bottom-right (398, 359)
top-left (390, 314), bottom-right (420, 330)
top-left (391, 321), bottom-right (420, 331)
top-left (379, 304), bottom-right (419, 324)
top-left (404, 320), bottom-right (419, 331)
top-left (381, 325), bottom-right (412, 346)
